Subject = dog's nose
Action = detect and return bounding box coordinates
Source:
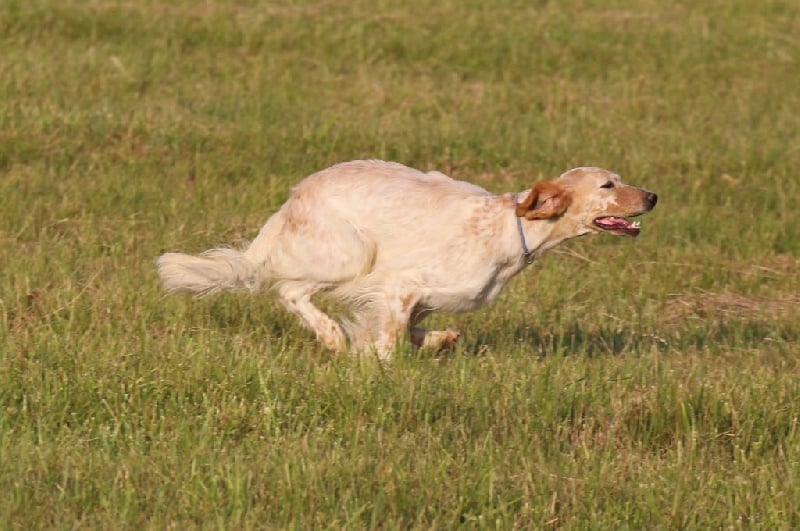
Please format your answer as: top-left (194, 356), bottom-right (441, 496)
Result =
top-left (646, 192), bottom-right (658, 209)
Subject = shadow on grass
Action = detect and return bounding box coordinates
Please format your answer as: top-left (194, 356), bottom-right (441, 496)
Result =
top-left (470, 317), bottom-right (798, 357)
top-left (191, 294), bottom-right (799, 359)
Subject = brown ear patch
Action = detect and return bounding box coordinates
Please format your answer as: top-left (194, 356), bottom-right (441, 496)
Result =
top-left (516, 180), bottom-right (573, 220)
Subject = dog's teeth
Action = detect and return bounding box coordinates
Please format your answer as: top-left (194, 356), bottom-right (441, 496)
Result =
top-left (632, 221), bottom-right (641, 228)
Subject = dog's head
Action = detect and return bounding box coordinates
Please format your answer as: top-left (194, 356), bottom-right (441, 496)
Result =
top-left (516, 167), bottom-right (657, 238)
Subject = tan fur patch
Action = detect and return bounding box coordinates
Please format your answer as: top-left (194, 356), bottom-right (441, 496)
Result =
top-left (516, 180), bottom-right (573, 220)
top-left (400, 293), bottom-right (416, 314)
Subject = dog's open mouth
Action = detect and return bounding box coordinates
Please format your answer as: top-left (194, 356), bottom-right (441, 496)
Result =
top-left (593, 216), bottom-right (641, 237)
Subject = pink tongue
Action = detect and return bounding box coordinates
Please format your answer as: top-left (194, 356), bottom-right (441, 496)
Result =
top-left (596, 217), bottom-right (630, 229)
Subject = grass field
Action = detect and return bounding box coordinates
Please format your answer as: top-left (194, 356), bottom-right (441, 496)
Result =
top-left (2, 0), bottom-right (799, 527)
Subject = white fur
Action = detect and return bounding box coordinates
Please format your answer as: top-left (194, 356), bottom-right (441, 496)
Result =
top-left (158, 160), bottom-right (655, 358)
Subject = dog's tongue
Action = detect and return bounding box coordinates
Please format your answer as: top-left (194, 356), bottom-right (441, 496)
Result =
top-left (595, 216), bottom-right (628, 228)
top-left (595, 216), bottom-right (640, 236)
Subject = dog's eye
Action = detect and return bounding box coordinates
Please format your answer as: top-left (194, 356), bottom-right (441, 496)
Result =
top-left (600, 181), bottom-right (615, 189)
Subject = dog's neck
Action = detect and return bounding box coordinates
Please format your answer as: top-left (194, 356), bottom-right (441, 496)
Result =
top-left (504, 191), bottom-right (588, 266)
top-left (513, 193), bottom-right (535, 265)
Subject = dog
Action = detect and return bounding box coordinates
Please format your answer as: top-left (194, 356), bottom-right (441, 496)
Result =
top-left (158, 160), bottom-right (657, 358)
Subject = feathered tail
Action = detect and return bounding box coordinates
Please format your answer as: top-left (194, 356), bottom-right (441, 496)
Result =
top-left (157, 247), bottom-right (260, 295)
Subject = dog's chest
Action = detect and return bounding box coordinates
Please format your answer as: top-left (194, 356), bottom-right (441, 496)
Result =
top-left (419, 257), bottom-right (522, 313)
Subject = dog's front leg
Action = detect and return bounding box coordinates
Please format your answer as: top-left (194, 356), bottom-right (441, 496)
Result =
top-left (409, 328), bottom-right (461, 352)
top-left (407, 307), bottom-right (460, 352)
top-left (366, 293), bottom-right (422, 360)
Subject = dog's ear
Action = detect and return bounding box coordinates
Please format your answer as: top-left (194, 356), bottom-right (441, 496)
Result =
top-left (515, 180), bottom-right (572, 220)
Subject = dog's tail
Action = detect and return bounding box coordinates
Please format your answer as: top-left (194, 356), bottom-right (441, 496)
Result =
top-left (157, 247), bottom-right (260, 296)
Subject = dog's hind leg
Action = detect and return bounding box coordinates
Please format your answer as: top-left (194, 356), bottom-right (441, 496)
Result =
top-left (275, 281), bottom-right (346, 353)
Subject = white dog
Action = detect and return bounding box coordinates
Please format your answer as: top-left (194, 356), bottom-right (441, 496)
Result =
top-left (158, 160), bottom-right (657, 358)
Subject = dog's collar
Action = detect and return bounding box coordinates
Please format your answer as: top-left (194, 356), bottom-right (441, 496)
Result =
top-left (513, 193), bottom-right (535, 265)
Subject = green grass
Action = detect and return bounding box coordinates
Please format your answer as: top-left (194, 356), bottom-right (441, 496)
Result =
top-left (2, 0), bottom-right (799, 527)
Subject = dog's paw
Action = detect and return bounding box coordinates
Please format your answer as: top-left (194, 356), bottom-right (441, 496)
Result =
top-left (425, 329), bottom-right (460, 352)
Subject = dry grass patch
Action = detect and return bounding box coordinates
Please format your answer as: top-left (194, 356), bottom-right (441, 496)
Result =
top-left (666, 291), bottom-right (799, 322)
